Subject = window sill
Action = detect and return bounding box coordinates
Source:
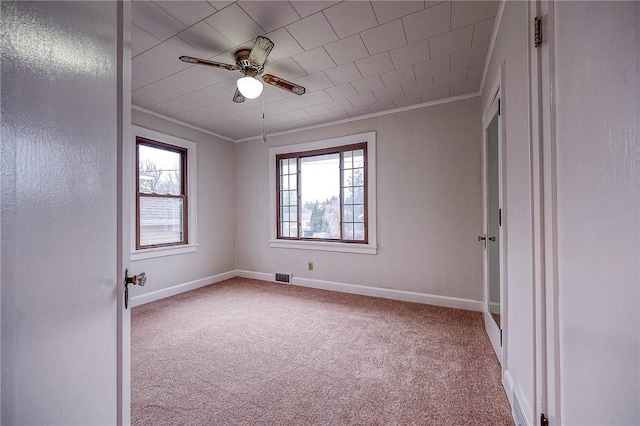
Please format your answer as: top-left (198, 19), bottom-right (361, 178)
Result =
top-left (268, 239), bottom-right (377, 255)
top-left (131, 243), bottom-right (198, 261)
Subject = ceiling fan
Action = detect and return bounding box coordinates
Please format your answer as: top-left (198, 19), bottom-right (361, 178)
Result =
top-left (179, 36), bottom-right (306, 103)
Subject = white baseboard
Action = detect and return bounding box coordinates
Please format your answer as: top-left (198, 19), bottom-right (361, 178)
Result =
top-left (236, 270), bottom-right (483, 312)
top-left (132, 269), bottom-right (483, 313)
top-left (504, 370), bottom-right (531, 426)
top-left (129, 270), bottom-right (236, 307)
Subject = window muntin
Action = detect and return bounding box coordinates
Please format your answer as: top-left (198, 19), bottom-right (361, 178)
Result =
top-left (276, 143), bottom-right (367, 243)
top-left (136, 137), bottom-right (188, 249)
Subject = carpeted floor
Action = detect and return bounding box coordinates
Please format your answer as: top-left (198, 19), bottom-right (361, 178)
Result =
top-left (132, 277), bottom-right (514, 425)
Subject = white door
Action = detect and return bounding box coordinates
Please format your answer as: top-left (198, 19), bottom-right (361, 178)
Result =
top-left (1, 2), bottom-right (121, 424)
top-left (481, 73), bottom-right (504, 364)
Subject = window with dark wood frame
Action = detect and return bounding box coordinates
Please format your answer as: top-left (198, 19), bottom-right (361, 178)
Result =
top-left (136, 137), bottom-right (188, 249)
top-left (276, 142), bottom-right (367, 243)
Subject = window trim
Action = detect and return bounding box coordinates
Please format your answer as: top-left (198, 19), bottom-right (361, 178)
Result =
top-left (131, 126), bottom-right (197, 260)
top-left (269, 131), bottom-right (377, 255)
top-left (136, 137), bottom-right (189, 250)
top-left (276, 142), bottom-right (368, 243)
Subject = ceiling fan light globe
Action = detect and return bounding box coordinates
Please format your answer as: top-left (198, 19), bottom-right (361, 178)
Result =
top-left (237, 76), bottom-right (263, 99)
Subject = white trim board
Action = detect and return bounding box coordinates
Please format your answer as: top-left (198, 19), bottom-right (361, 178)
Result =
top-left (129, 271), bottom-right (236, 307)
top-left (236, 270), bottom-right (483, 312)
top-left (131, 269), bottom-right (483, 312)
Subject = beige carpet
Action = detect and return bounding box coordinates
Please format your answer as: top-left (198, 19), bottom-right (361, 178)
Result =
top-left (132, 277), bottom-right (513, 425)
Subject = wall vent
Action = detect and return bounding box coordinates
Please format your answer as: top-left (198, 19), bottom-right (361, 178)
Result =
top-left (274, 273), bottom-right (291, 283)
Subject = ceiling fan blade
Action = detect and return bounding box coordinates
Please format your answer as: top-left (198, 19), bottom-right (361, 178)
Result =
top-left (233, 88), bottom-right (246, 103)
top-left (179, 56), bottom-right (237, 71)
top-left (248, 36), bottom-right (274, 67)
top-left (262, 74), bottom-right (306, 96)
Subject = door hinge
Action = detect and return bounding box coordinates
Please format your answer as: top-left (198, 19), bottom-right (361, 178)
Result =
top-left (534, 17), bottom-right (543, 47)
top-left (498, 98), bottom-right (501, 116)
top-left (540, 413), bottom-right (549, 426)
top-left (499, 208), bottom-right (502, 226)
top-left (500, 328), bottom-right (503, 345)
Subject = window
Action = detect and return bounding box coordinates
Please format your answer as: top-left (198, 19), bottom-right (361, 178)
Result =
top-left (131, 126), bottom-right (197, 260)
top-left (269, 132), bottom-right (377, 254)
top-left (277, 143), bottom-right (367, 243)
top-left (136, 137), bottom-right (187, 249)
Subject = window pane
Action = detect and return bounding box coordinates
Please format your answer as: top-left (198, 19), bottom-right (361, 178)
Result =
top-left (139, 197), bottom-right (184, 246)
top-left (280, 221), bottom-right (289, 237)
top-left (289, 222), bottom-right (298, 237)
top-left (343, 223), bottom-right (354, 240)
top-left (301, 153), bottom-right (340, 239)
top-left (353, 149), bottom-right (364, 167)
top-left (288, 158), bottom-right (296, 174)
top-left (139, 144), bottom-right (182, 195)
top-left (281, 207), bottom-right (289, 222)
top-left (354, 223), bottom-right (365, 240)
top-left (354, 204), bottom-right (365, 222)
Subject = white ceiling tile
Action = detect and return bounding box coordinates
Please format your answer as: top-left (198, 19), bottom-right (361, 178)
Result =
top-left (204, 4), bottom-right (264, 45)
top-left (264, 28), bottom-right (304, 61)
top-left (262, 85), bottom-right (289, 103)
top-left (159, 90), bottom-right (218, 111)
top-left (466, 64), bottom-right (484, 81)
top-left (262, 102), bottom-right (290, 117)
top-left (345, 106), bottom-right (371, 117)
top-left (389, 39), bottom-right (430, 69)
top-left (290, 1), bottom-right (339, 18)
top-left (420, 87), bottom-right (450, 103)
top-left (199, 83), bottom-right (235, 103)
top-left (284, 109), bottom-right (312, 121)
top-left (380, 66), bottom-right (416, 87)
top-left (373, 86), bottom-right (405, 103)
top-left (393, 94), bottom-right (421, 108)
top-left (132, 24), bottom-right (161, 56)
top-left (286, 12), bottom-right (338, 50)
top-left (472, 17), bottom-right (495, 47)
top-left (134, 48), bottom-right (190, 79)
top-left (450, 79), bottom-right (481, 97)
top-left (207, 1), bottom-right (235, 11)
top-left (325, 83), bottom-right (357, 100)
top-left (132, 87), bottom-right (169, 107)
top-left (371, 1), bottom-right (425, 25)
top-left (433, 69), bottom-right (467, 89)
top-left (154, 36), bottom-right (204, 61)
top-left (413, 56), bottom-right (450, 79)
top-left (296, 72), bottom-right (334, 91)
top-left (264, 58), bottom-right (307, 81)
top-left (132, 1), bottom-right (187, 40)
top-left (304, 104), bottom-right (332, 116)
top-left (451, 45), bottom-right (488, 71)
top-left (402, 78), bottom-right (435, 95)
top-left (292, 47), bottom-right (335, 74)
top-left (299, 90), bottom-right (332, 105)
top-left (348, 92), bottom-right (377, 108)
top-left (326, 98), bottom-right (354, 112)
top-left (368, 100), bottom-right (396, 113)
top-left (239, 1), bottom-right (300, 33)
top-left (322, 1), bottom-right (377, 39)
top-left (324, 111), bottom-right (350, 121)
top-left (324, 35), bottom-right (369, 66)
top-left (451, 1), bottom-right (499, 30)
top-left (402, 2), bottom-right (450, 44)
top-left (177, 21), bottom-right (235, 58)
top-left (151, 102), bottom-right (190, 117)
top-left (360, 19), bottom-right (406, 56)
top-left (429, 25), bottom-right (474, 58)
top-left (354, 52), bottom-right (395, 78)
top-left (351, 76), bottom-right (386, 95)
top-left (324, 63), bottom-right (362, 85)
top-left (154, 1), bottom-right (217, 26)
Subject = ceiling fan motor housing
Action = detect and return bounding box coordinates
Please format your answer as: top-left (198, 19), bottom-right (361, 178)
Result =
top-left (235, 49), bottom-right (263, 75)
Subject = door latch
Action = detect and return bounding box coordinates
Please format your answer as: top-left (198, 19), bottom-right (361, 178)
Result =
top-left (123, 269), bottom-right (146, 309)
top-left (478, 235), bottom-right (486, 241)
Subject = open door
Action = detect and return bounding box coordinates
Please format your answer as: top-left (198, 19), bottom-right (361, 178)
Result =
top-left (481, 69), bottom-right (505, 365)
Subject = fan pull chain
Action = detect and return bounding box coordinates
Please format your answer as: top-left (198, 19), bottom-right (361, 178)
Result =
top-left (261, 92), bottom-right (266, 143)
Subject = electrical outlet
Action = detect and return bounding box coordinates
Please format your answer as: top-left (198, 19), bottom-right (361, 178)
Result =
top-left (308, 262), bottom-right (313, 271)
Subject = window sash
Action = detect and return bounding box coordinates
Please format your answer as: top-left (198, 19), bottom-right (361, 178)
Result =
top-left (276, 142), bottom-right (368, 244)
top-left (136, 137), bottom-right (188, 249)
